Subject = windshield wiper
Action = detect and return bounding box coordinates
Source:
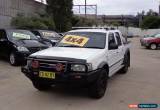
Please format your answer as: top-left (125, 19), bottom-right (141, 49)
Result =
top-left (17, 39), bottom-right (29, 40)
top-left (58, 45), bottom-right (81, 48)
top-left (85, 47), bottom-right (104, 49)
top-left (17, 39), bottom-right (37, 41)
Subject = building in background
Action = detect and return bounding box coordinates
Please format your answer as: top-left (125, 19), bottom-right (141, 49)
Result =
top-left (0, 0), bottom-right (46, 28)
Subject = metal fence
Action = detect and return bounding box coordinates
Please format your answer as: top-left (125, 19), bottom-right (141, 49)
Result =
top-left (118, 26), bottom-right (160, 37)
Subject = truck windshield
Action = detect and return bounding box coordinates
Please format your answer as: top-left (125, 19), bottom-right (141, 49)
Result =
top-left (7, 30), bottom-right (38, 41)
top-left (57, 32), bottom-right (106, 49)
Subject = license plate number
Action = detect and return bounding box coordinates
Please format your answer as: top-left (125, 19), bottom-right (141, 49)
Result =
top-left (39, 71), bottom-right (55, 79)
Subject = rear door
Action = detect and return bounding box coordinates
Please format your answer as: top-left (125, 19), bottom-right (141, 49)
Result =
top-left (115, 32), bottom-right (124, 63)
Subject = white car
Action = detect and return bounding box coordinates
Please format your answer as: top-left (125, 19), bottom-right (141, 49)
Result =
top-left (22, 29), bottom-right (131, 99)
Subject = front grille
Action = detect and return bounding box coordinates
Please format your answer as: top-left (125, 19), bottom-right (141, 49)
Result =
top-left (38, 60), bottom-right (67, 72)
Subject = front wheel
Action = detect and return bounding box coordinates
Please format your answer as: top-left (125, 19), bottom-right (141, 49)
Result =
top-left (89, 69), bottom-right (108, 99)
top-left (9, 52), bottom-right (18, 66)
top-left (150, 43), bottom-right (157, 50)
top-left (32, 81), bottom-right (51, 91)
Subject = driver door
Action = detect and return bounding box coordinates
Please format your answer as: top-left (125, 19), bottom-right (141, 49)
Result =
top-left (107, 32), bottom-right (119, 76)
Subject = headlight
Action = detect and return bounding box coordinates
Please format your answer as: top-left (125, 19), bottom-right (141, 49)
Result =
top-left (71, 64), bottom-right (86, 72)
top-left (87, 63), bottom-right (92, 71)
top-left (17, 46), bottom-right (29, 52)
top-left (27, 60), bottom-right (32, 67)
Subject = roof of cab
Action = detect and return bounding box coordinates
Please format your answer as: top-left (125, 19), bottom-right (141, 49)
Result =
top-left (69, 29), bottom-right (120, 33)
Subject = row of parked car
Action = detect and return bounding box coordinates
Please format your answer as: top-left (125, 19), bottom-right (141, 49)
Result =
top-left (140, 33), bottom-right (160, 50)
top-left (0, 29), bottom-right (63, 65)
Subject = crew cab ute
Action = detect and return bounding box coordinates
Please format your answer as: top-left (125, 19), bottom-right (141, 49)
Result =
top-left (22, 29), bottom-right (131, 99)
top-left (140, 33), bottom-right (160, 50)
top-left (0, 29), bottom-right (49, 65)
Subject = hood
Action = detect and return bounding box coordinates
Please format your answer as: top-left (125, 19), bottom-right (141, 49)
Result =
top-left (31, 47), bottom-right (104, 61)
top-left (46, 37), bottom-right (61, 41)
top-left (143, 37), bottom-right (156, 40)
top-left (13, 39), bottom-right (48, 48)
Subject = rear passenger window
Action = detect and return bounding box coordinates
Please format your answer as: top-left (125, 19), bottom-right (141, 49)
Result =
top-left (115, 32), bottom-right (122, 46)
top-left (155, 34), bottom-right (160, 38)
top-left (32, 31), bottom-right (39, 36)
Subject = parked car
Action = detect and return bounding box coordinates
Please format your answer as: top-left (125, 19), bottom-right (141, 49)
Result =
top-left (22, 29), bottom-right (131, 99)
top-left (140, 33), bottom-right (160, 50)
top-left (127, 32), bottom-right (134, 38)
top-left (31, 30), bottom-right (62, 46)
top-left (0, 29), bottom-right (49, 65)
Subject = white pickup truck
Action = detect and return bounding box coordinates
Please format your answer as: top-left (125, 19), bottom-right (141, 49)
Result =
top-left (22, 29), bottom-right (131, 99)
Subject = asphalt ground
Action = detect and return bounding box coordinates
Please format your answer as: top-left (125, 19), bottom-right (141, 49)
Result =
top-left (0, 38), bottom-right (160, 110)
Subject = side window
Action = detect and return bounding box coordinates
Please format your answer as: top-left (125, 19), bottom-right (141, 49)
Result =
top-left (155, 34), bottom-right (160, 38)
top-left (108, 33), bottom-right (117, 48)
top-left (115, 32), bottom-right (122, 46)
top-left (32, 31), bottom-right (40, 36)
top-left (0, 30), bottom-right (6, 39)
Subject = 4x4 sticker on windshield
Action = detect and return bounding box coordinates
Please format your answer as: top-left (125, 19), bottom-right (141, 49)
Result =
top-left (61, 35), bottom-right (89, 47)
top-left (13, 32), bottom-right (30, 39)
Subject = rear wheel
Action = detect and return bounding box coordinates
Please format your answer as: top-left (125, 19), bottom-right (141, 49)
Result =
top-left (89, 69), bottom-right (108, 99)
top-left (120, 55), bottom-right (129, 74)
top-left (32, 81), bottom-right (51, 91)
top-left (150, 43), bottom-right (157, 50)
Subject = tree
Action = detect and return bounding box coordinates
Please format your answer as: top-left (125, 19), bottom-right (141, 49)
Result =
top-left (139, 9), bottom-right (160, 29)
top-left (147, 9), bottom-right (158, 16)
top-left (11, 13), bottom-right (55, 30)
top-left (140, 16), bottom-right (160, 29)
top-left (46, 0), bottom-right (73, 32)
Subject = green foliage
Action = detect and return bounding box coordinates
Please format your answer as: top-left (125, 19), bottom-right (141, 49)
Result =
top-left (110, 21), bottom-right (121, 27)
top-left (11, 14), bottom-right (55, 30)
top-left (46, 0), bottom-right (73, 32)
top-left (72, 16), bottom-right (97, 27)
top-left (140, 16), bottom-right (160, 29)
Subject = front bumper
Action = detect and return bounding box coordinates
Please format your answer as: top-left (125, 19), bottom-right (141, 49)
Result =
top-left (21, 66), bottom-right (100, 86)
top-left (140, 40), bottom-right (150, 47)
top-left (15, 51), bottom-right (31, 64)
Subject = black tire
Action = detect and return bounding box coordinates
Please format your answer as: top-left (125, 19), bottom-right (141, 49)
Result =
top-left (120, 55), bottom-right (129, 74)
top-left (149, 43), bottom-right (157, 50)
top-left (9, 52), bottom-right (18, 66)
top-left (89, 69), bottom-right (108, 99)
top-left (32, 81), bottom-right (51, 91)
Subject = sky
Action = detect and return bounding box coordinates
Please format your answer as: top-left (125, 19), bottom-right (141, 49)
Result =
top-left (73, 0), bottom-right (160, 15)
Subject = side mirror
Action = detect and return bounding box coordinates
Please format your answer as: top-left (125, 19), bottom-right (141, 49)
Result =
top-left (0, 38), bottom-right (7, 42)
top-left (109, 43), bottom-right (118, 50)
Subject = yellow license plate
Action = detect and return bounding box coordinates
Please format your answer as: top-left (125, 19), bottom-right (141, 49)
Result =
top-left (39, 71), bottom-right (55, 79)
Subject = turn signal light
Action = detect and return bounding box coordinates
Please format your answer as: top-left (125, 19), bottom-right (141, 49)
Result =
top-left (31, 61), bottom-right (39, 68)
